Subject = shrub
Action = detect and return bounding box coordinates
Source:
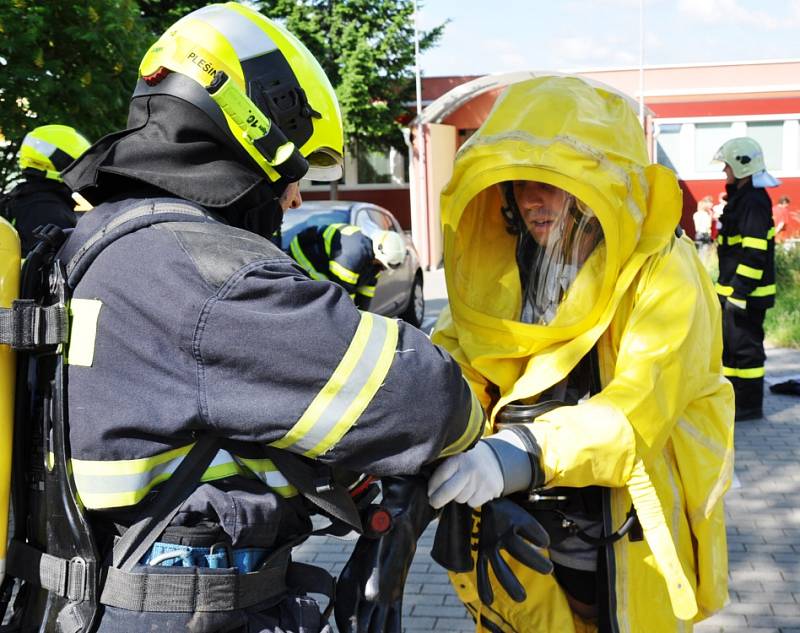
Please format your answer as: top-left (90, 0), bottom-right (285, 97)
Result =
top-left (764, 245), bottom-right (800, 348)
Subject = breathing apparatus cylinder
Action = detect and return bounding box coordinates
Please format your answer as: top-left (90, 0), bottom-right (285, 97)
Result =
top-left (0, 218), bottom-right (20, 584)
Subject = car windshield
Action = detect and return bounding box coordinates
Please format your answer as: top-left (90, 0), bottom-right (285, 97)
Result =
top-left (280, 206), bottom-right (350, 248)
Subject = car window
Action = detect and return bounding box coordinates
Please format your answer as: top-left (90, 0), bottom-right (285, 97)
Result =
top-left (354, 208), bottom-right (382, 238)
top-left (376, 209), bottom-right (403, 234)
top-left (355, 207), bottom-right (398, 238)
top-left (280, 207), bottom-right (350, 247)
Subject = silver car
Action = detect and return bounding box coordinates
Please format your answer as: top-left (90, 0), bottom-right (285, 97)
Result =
top-left (281, 200), bottom-right (425, 327)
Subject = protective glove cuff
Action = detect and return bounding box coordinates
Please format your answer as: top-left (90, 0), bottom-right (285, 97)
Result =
top-left (490, 425), bottom-right (545, 492)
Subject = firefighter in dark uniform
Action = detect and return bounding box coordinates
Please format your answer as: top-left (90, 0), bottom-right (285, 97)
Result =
top-left (713, 137), bottom-right (779, 421)
top-left (289, 223), bottom-right (406, 310)
top-left (0, 125), bottom-right (89, 256)
top-left (4, 5), bottom-right (484, 632)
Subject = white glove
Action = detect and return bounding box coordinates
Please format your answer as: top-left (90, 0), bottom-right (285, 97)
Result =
top-left (428, 441), bottom-right (504, 509)
top-left (428, 429), bottom-right (536, 509)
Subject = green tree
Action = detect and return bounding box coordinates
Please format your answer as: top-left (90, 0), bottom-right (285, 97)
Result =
top-left (137, 1), bottom-right (209, 47)
top-left (258, 0), bottom-right (444, 154)
top-left (0, 0), bottom-right (150, 190)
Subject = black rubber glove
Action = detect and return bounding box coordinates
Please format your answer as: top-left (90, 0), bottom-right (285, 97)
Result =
top-left (431, 502), bottom-right (474, 573)
top-left (476, 497), bottom-right (553, 606)
top-left (335, 475), bottom-right (435, 633)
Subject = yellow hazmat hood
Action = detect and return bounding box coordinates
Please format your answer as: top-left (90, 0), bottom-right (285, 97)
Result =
top-left (439, 75), bottom-right (683, 411)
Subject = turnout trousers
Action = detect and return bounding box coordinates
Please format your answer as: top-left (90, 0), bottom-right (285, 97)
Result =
top-left (722, 304), bottom-right (766, 416)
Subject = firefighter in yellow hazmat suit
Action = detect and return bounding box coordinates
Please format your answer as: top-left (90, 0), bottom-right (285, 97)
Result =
top-left (426, 76), bottom-right (735, 633)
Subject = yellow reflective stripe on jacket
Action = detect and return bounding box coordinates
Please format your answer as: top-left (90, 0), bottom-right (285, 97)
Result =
top-left (270, 312), bottom-right (399, 457)
top-left (66, 299), bottom-right (102, 367)
top-left (736, 264), bottom-right (763, 280)
top-left (323, 224), bottom-right (362, 256)
top-left (356, 284), bottom-right (376, 298)
top-left (439, 387), bottom-right (485, 458)
top-left (741, 236), bottom-right (767, 250)
top-left (329, 260), bottom-right (360, 285)
top-left (718, 234), bottom-right (742, 246)
top-left (236, 457), bottom-right (298, 497)
top-left (751, 284), bottom-right (776, 297)
top-left (728, 297), bottom-right (747, 310)
top-left (722, 366), bottom-right (765, 379)
top-left (71, 446), bottom-right (298, 509)
top-left (322, 223), bottom-right (346, 255)
top-left (715, 283), bottom-right (775, 298)
top-left (290, 236), bottom-right (328, 281)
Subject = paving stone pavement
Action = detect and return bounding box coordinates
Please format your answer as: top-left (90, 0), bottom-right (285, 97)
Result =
top-left (296, 268), bottom-right (800, 632)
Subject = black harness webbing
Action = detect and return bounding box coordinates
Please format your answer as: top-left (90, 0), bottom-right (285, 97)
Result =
top-left (0, 300), bottom-right (68, 349)
top-left (111, 436), bottom-right (219, 572)
top-left (7, 542), bottom-right (92, 603)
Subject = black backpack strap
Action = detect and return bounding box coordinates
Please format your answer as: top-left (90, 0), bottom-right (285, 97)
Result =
top-left (266, 448), bottom-right (363, 534)
top-left (0, 225), bottom-right (70, 350)
top-left (62, 198), bottom-right (215, 288)
top-left (111, 435), bottom-right (220, 571)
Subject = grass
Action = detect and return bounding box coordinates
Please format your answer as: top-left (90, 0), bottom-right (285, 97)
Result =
top-left (700, 243), bottom-right (800, 348)
top-left (764, 245), bottom-right (800, 348)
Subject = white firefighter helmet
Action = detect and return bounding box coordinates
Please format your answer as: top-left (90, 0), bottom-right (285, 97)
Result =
top-left (713, 137), bottom-right (780, 187)
top-left (372, 230), bottom-right (406, 268)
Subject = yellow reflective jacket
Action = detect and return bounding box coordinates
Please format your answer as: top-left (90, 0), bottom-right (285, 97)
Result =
top-left (432, 76), bottom-right (734, 632)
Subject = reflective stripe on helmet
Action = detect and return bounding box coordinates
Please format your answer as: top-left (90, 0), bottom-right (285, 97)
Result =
top-left (193, 5), bottom-right (278, 60)
top-left (270, 311), bottom-right (398, 457)
top-left (18, 125), bottom-right (90, 180)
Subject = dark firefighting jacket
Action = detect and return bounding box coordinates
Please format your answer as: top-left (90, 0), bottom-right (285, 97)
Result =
top-left (716, 181), bottom-right (775, 310)
top-left (59, 196), bottom-right (484, 549)
top-left (1, 174), bottom-right (76, 256)
top-left (289, 224), bottom-right (380, 310)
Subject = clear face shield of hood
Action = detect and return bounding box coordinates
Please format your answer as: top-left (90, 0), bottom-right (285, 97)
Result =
top-left (501, 181), bottom-right (605, 326)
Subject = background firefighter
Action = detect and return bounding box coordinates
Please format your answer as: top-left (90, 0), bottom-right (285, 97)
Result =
top-left (0, 125), bottom-right (90, 256)
top-left (712, 137), bottom-right (779, 421)
top-left (288, 223), bottom-right (405, 310)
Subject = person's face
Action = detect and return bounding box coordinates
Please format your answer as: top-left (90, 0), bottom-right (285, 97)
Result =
top-left (723, 164), bottom-right (735, 185)
top-left (279, 181), bottom-right (302, 212)
top-left (513, 181), bottom-right (571, 246)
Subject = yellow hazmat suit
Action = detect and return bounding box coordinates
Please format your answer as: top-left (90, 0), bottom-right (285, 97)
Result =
top-left (432, 76), bottom-right (734, 632)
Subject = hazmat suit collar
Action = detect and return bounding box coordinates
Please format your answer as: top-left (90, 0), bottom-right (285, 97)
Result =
top-left (438, 76), bottom-right (682, 411)
top-left (62, 94), bottom-right (285, 237)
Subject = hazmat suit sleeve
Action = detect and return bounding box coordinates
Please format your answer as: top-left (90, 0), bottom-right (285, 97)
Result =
top-left (527, 237), bottom-right (717, 488)
top-left (198, 259), bottom-right (484, 476)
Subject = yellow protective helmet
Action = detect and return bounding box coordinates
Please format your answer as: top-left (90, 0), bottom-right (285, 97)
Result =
top-left (137, 3), bottom-right (344, 183)
top-left (17, 125), bottom-right (90, 181)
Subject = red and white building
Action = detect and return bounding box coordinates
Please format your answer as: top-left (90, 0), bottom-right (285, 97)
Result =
top-left (303, 59), bottom-right (800, 268)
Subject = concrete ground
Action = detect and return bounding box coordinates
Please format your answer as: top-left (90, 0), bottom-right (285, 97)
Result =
top-left (296, 267), bottom-right (800, 632)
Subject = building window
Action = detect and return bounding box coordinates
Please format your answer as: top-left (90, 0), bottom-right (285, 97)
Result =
top-left (694, 122), bottom-right (734, 173)
top-left (356, 147), bottom-right (407, 185)
top-left (656, 124), bottom-right (681, 172)
top-left (746, 121), bottom-right (783, 171)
